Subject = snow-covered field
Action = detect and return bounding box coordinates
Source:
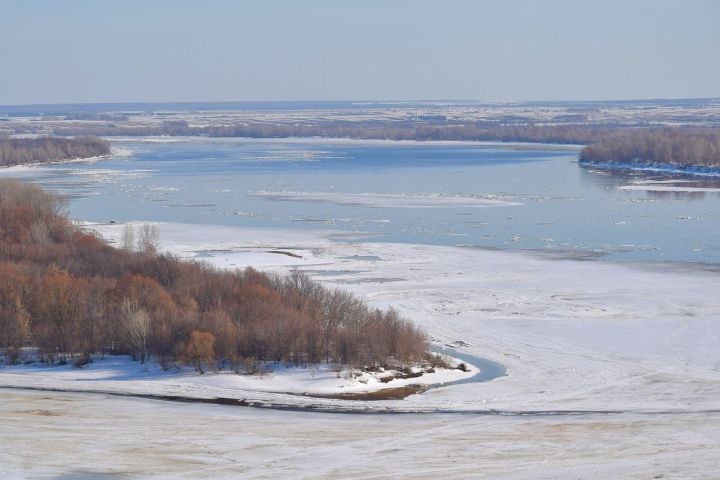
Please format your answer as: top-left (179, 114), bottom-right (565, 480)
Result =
top-left (49, 221), bottom-right (717, 414)
top-left (2, 221), bottom-right (719, 477)
top-left (0, 353), bottom-right (476, 404)
top-left (2, 388), bottom-right (719, 479)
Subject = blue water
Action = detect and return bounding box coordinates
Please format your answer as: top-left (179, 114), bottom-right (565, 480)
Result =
top-left (430, 346), bottom-right (507, 384)
top-left (3, 138), bottom-right (720, 263)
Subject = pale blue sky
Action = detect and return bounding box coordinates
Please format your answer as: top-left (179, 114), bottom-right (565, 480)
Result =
top-left (1, 0), bottom-right (718, 104)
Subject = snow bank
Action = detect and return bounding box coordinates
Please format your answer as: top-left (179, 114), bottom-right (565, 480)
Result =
top-left (618, 185), bottom-right (720, 193)
top-left (0, 354), bottom-right (474, 399)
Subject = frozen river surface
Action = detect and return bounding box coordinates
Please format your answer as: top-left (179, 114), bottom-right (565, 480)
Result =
top-left (4, 137), bottom-right (720, 263)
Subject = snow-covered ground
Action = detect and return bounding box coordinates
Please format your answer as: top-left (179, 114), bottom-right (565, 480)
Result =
top-left (2, 388), bottom-right (719, 480)
top-left (0, 353), bottom-right (475, 401)
top-left (2, 221), bottom-right (720, 477)
top-left (18, 221), bottom-right (709, 414)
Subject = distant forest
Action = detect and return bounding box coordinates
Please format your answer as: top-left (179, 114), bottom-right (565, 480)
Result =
top-left (580, 128), bottom-right (720, 169)
top-left (0, 180), bottom-right (427, 371)
top-left (54, 121), bottom-right (624, 145)
top-left (0, 136), bottom-right (110, 168)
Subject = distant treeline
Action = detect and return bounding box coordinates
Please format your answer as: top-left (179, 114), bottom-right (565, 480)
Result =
top-left (53, 121), bottom-right (626, 145)
top-left (45, 121), bottom-right (720, 169)
top-left (0, 179), bottom-right (426, 370)
top-left (0, 136), bottom-right (110, 168)
top-left (37, 122), bottom-right (720, 169)
top-left (580, 128), bottom-right (720, 169)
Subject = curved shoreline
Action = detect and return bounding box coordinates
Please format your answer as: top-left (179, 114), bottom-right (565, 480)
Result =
top-left (429, 345), bottom-right (507, 385)
top-left (4, 386), bottom-right (720, 418)
top-left (0, 347), bottom-right (506, 412)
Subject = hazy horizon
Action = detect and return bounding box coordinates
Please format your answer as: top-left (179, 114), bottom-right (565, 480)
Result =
top-left (2, 96), bottom-right (720, 109)
top-left (2, 0), bottom-right (718, 105)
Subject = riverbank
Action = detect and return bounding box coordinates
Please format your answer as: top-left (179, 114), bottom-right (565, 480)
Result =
top-left (6, 218), bottom-right (720, 413)
top-left (74, 221), bottom-right (720, 414)
top-left (0, 145), bottom-right (131, 171)
top-left (0, 349), bottom-right (480, 410)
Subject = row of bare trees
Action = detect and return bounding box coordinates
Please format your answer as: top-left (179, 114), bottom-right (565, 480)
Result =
top-left (0, 136), bottom-right (111, 167)
top-left (0, 179), bottom-right (427, 371)
top-left (580, 127), bottom-right (720, 168)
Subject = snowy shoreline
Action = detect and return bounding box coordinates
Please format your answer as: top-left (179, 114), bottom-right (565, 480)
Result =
top-left (3, 220), bottom-right (719, 413)
top-left (0, 343), bottom-right (506, 411)
top-left (0, 146), bottom-right (132, 172)
top-left (580, 159), bottom-right (720, 177)
top-left (0, 351), bottom-right (481, 410)
top-left (106, 134), bottom-right (584, 150)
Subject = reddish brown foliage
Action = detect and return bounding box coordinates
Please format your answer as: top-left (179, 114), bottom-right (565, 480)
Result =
top-left (0, 179), bottom-right (427, 368)
top-left (177, 330), bottom-right (216, 373)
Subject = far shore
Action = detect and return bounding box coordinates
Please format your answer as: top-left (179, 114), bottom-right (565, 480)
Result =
top-left (104, 134), bottom-right (585, 150)
top-left (0, 146), bottom-right (131, 172)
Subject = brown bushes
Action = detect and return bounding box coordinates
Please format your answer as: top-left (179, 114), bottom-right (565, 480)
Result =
top-left (0, 179), bottom-right (427, 369)
top-left (177, 331), bottom-right (216, 374)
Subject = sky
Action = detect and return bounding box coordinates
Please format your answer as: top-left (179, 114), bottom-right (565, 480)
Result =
top-left (1, 0), bottom-right (719, 105)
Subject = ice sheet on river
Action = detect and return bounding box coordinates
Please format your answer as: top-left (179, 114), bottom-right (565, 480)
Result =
top-left (254, 191), bottom-right (522, 208)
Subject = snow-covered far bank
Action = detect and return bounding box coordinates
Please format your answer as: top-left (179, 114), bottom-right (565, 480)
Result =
top-left (580, 160), bottom-right (720, 177)
top-left (57, 221), bottom-right (720, 414)
top-left (0, 146), bottom-right (132, 172)
top-left (618, 184), bottom-right (720, 193)
top-left (106, 135), bottom-right (584, 150)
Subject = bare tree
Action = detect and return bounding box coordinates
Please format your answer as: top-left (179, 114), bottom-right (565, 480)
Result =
top-left (122, 298), bottom-right (150, 363)
top-left (137, 222), bottom-right (159, 254)
top-left (178, 331), bottom-right (216, 374)
top-left (287, 267), bottom-right (315, 311)
top-left (0, 300), bottom-right (30, 363)
top-left (29, 223), bottom-right (50, 245)
top-left (121, 223), bottom-right (135, 250)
